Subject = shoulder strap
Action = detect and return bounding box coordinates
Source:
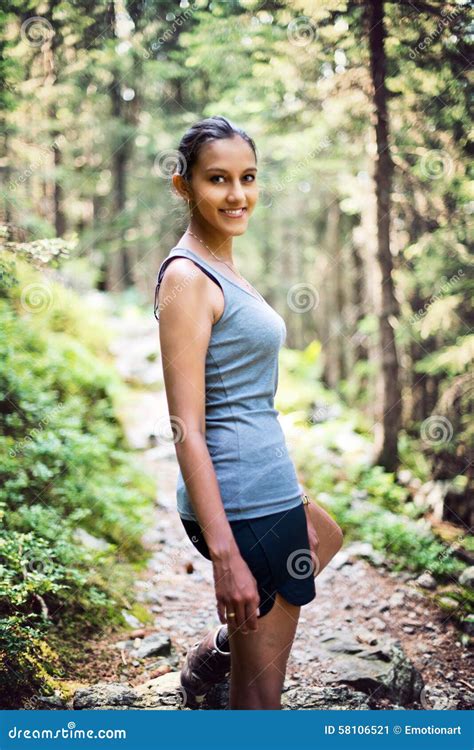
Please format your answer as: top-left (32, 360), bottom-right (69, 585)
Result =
top-left (154, 251), bottom-right (223, 321)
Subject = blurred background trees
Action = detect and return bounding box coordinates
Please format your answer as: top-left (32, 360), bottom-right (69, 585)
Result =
top-left (0, 0), bottom-right (472, 706)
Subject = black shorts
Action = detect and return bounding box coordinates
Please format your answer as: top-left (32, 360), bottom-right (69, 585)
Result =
top-left (180, 501), bottom-right (316, 618)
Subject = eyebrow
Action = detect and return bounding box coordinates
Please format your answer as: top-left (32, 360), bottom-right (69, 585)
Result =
top-left (204, 166), bottom-right (258, 172)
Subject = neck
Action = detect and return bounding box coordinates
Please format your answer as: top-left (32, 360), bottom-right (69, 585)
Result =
top-left (185, 221), bottom-right (234, 263)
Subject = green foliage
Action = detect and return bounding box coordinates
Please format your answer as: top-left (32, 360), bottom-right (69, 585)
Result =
top-left (0, 255), bottom-right (155, 704)
top-left (286, 371), bottom-right (472, 624)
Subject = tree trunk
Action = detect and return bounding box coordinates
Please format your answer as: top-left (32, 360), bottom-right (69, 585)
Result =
top-left (367, 0), bottom-right (402, 470)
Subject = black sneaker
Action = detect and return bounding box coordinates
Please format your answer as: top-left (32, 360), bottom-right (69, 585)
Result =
top-left (179, 625), bottom-right (231, 709)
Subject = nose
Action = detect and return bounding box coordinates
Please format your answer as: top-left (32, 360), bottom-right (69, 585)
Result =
top-left (226, 179), bottom-right (246, 204)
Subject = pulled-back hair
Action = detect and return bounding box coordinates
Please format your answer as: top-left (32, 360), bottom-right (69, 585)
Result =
top-left (175, 115), bottom-right (257, 183)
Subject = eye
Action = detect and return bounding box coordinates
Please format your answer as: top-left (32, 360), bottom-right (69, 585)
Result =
top-left (210, 174), bottom-right (256, 183)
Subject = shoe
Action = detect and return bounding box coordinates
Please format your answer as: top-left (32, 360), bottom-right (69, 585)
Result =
top-left (179, 625), bottom-right (231, 709)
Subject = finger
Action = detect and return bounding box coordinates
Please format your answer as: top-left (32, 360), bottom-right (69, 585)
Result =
top-left (233, 601), bottom-right (248, 634)
top-left (217, 600), bottom-right (227, 625)
top-left (244, 599), bottom-right (259, 632)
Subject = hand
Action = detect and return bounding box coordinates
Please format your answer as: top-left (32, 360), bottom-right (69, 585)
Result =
top-left (212, 551), bottom-right (260, 634)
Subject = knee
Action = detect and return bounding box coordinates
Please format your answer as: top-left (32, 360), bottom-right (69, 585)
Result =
top-left (334, 524), bottom-right (344, 552)
top-left (329, 523), bottom-right (344, 557)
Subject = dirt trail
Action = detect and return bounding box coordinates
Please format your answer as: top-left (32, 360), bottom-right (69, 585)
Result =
top-left (44, 308), bottom-right (472, 711)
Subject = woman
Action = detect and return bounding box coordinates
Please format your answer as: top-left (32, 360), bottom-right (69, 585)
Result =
top-left (155, 115), bottom-right (343, 710)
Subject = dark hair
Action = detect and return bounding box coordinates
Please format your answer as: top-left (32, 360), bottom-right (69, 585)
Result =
top-left (175, 115), bottom-right (257, 183)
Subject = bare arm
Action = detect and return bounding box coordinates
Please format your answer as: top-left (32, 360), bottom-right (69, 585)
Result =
top-left (157, 258), bottom-right (259, 631)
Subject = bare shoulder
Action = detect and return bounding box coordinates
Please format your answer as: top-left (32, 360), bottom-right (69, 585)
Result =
top-left (158, 256), bottom-right (223, 326)
top-left (159, 256), bottom-right (204, 291)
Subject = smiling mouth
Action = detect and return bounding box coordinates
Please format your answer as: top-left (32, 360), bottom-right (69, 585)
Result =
top-left (219, 208), bottom-right (247, 217)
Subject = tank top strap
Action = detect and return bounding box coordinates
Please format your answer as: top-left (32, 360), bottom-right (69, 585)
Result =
top-left (154, 247), bottom-right (224, 321)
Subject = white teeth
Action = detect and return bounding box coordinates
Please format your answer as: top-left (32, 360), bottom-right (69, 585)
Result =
top-left (221, 209), bottom-right (245, 215)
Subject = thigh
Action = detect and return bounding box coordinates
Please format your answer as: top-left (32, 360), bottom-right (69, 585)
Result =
top-left (228, 591), bottom-right (300, 707)
top-left (305, 501), bottom-right (344, 575)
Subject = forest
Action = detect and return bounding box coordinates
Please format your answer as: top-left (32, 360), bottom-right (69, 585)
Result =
top-left (0, 0), bottom-right (472, 711)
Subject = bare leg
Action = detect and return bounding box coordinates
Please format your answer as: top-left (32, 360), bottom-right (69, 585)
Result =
top-left (227, 592), bottom-right (300, 710)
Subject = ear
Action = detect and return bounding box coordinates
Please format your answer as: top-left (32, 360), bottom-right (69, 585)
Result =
top-left (172, 173), bottom-right (191, 202)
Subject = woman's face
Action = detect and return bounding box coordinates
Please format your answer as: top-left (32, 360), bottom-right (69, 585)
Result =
top-left (182, 135), bottom-right (259, 237)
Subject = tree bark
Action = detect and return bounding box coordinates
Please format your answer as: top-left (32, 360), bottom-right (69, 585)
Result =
top-left (367, 0), bottom-right (402, 470)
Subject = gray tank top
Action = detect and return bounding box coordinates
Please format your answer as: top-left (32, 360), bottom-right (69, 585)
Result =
top-left (155, 246), bottom-right (303, 522)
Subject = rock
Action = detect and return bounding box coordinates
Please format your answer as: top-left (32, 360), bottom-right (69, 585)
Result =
top-left (35, 693), bottom-right (66, 709)
top-left (112, 639), bottom-right (136, 651)
top-left (343, 541), bottom-right (385, 567)
top-left (282, 685), bottom-right (371, 710)
top-left (132, 670), bottom-right (227, 709)
top-left (389, 592), bottom-right (405, 608)
top-left (437, 595), bottom-right (459, 611)
top-left (315, 633), bottom-right (424, 706)
top-left (354, 628), bottom-right (378, 645)
top-left (458, 566), bottom-right (474, 588)
top-left (121, 611), bottom-right (142, 628)
top-left (73, 683), bottom-right (139, 709)
top-left (133, 634), bottom-right (172, 660)
top-left (161, 589), bottom-right (179, 601)
top-left (73, 528), bottom-right (110, 551)
top-left (415, 572), bottom-right (437, 590)
top-left (461, 615), bottom-right (474, 635)
top-left (368, 617), bottom-right (387, 631)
